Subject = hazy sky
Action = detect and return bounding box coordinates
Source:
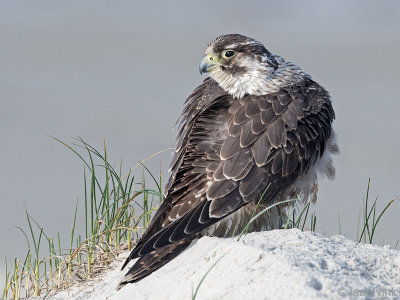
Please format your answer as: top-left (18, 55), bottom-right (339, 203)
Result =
top-left (1, 0), bottom-right (400, 282)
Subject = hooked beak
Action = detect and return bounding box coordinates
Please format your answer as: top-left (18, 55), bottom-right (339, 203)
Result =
top-left (199, 55), bottom-right (218, 74)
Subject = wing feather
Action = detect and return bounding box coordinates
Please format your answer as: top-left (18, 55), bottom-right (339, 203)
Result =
top-left (220, 134), bottom-right (241, 160)
top-left (240, 120), bottom-right (259, 147)
top-left (266, 118), bottom-right (285, 147)
top-left (251, 131), bottom-right (272, 166)
top-left (223, 149), bottom-right (252, 179)
top-left (207, 179), bottom-right (237, 200)
top-left (209, 187), bottom-right (242, 217)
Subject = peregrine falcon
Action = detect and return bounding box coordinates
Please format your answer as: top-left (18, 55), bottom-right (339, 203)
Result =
top-left (119, 34), bottom-right (338, 287)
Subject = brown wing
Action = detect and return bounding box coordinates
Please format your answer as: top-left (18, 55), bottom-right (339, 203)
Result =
top-left (120, 77), bottom-right (334, 285)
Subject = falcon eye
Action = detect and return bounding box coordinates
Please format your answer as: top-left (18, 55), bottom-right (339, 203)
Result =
top-left (223, 50), bottom-right (235, 58)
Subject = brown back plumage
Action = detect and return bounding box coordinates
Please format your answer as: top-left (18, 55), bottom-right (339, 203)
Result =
top-left (119, 76), bottom-right (334, 287)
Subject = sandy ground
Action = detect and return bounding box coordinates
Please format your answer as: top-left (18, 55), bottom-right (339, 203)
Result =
top-left (40, 229), bottom-right (400, 300)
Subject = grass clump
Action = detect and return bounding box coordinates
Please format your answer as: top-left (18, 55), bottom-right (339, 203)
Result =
top-left (2, 138), bottom-right (163, 299)
top-left (357, 179), bottom-right (397, 244)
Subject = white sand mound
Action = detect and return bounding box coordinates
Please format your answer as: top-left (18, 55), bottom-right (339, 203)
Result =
top-left (45, 229), bottom-right (400, 300)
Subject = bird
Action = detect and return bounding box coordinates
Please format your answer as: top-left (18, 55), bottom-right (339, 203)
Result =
top-left (118, 33), bottom-right (338, 288)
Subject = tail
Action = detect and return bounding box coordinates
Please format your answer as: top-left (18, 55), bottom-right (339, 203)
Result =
top-left (118, 238), bottom-right (193, 289)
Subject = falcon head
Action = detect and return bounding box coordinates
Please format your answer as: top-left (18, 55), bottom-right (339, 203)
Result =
top-left (199, 34), bottom-right (304, 98)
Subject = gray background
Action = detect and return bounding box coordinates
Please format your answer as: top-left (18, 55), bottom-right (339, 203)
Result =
top-left (1, 0), bottom-right (400, 282)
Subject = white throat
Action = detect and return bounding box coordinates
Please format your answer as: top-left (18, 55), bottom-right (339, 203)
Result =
top-left (210, 55), bottom-right (307, 99)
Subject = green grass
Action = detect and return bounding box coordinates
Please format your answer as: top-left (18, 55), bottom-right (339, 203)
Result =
top-left (357, 179), bottom-right (397, 244)
top-left (282, 197), bottom-right (318, 232)
top-left (1, 138), bottom-right (163, 299)
top-left (1, 139), bottom-right (398, 300)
